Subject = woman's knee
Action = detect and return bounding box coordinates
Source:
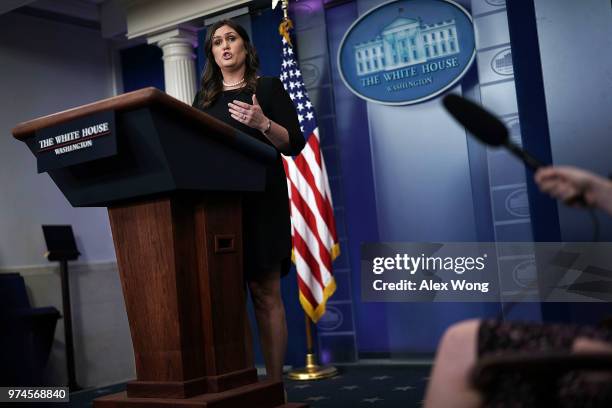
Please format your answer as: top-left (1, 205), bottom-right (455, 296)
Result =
top-left (573, 337), bottom-right (612, 353)
top-left (248, 278), bottom-right (282, 311)
top-left (438, 319), bottom-right (481, 357)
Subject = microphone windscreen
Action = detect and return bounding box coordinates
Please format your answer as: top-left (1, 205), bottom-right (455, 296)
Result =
top-left (442, 94), bottom-right (508, 146)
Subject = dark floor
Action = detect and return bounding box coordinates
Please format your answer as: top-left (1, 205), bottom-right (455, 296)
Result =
top-left (285, 364), bottom-right (431, 407)
top-left (68, 364), bottom-right (432, 407)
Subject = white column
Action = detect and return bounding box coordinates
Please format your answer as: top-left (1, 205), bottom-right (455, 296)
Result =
top-left (147, 28), bottom-right (198, 104)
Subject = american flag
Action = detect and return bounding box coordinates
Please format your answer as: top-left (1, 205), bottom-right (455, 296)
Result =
top-left (279, 34), bottom-right (339, 323)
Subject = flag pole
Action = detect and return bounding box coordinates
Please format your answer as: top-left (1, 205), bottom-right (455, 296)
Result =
top-left (281, 0), bottom-right (289, 20)
top-left (288, 312), bottom-right (338, 380)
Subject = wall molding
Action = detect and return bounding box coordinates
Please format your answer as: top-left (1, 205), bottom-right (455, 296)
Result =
top-left (0, 260), bottom-right (118, 276)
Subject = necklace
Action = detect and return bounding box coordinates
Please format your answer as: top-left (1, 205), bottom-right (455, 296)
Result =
top-left (222, 77), bottom-right (245, 87)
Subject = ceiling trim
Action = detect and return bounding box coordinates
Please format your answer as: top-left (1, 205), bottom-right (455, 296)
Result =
top-left (125, 0), bottom-right (252, 39)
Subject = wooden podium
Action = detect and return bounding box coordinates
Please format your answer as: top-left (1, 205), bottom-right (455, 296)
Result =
top-left (12, 88), bottom-right (307, 408)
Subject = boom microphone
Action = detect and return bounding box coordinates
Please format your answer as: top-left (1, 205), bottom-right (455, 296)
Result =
top-left (442, 93), bottom-right (543, 171)
top-left (441, 94), bottom-right (602, 318)
top-left (441, 94), bottom-right (598, 239)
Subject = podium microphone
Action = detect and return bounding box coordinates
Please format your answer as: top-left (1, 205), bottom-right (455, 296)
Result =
top-left (442, 93), bottom-right (543, 171)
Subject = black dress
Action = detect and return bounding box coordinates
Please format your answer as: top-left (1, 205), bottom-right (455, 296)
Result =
top-left (477, 319), bottom-right (612, 407)
top-left (192, 76), bottom-right (305, 279)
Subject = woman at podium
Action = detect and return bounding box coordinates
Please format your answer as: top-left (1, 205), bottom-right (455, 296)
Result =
top-left (192, 19), bottom-right (305, 382)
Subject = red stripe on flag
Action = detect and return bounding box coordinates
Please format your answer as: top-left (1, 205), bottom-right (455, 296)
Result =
top-left (307, 133), bottom-right (322, 166)
top-left (292, 229), bottom-right (325, 289)
top-left (294, 152), bottom-right (338, 241)
top-left (288, 179), bottom-right (333, 270)
top-left (294, 154), bottom-right (333, 228)
top-left (307, 136), bottom-right (339, 242)
top-left (284, 150), bottom-right (337, 245)
top-left (297, 274), bottom-right (318, 310)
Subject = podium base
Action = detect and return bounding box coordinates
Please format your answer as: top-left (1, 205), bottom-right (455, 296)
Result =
top-left (93, 380), bottom-right (308, 408)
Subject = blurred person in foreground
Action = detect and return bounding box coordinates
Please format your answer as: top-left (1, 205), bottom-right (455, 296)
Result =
top-left (424, 166), bottom-right (612, 408)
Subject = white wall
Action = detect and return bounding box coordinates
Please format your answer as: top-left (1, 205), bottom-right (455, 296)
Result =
top-left (0, 11), bottom-right (135, 387)
top-left (0, 11), bottom-right (117, 266)
top-left (18, 262), bottom-right (134, 387)
top-left (534, 0), bottom-right (612, 240)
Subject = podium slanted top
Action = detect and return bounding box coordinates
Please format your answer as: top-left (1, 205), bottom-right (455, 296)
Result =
top-left (12, 87), bottom-right (276, 164)
top-left (11, 88), bottom-right (278, 207)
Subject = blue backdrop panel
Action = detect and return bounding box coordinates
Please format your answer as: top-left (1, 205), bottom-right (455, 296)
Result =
top-left (120, 44), bottom-right (164, 92)
top-left (507, 0), bottom-right (612, 325)
top-left (346, 0), bottom-right (500, 354)
top-left (326, 0), bottom-right (390, 354)
top-left (288, 0), bottom-right (360, 363)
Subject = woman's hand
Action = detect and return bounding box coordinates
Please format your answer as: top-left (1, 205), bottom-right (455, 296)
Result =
top-left (535, 165), bottom-right (612, 214)
top-left (228, 93), bottom-right (292, 153)
top-left (228, 94), bottom-right (269, 133)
